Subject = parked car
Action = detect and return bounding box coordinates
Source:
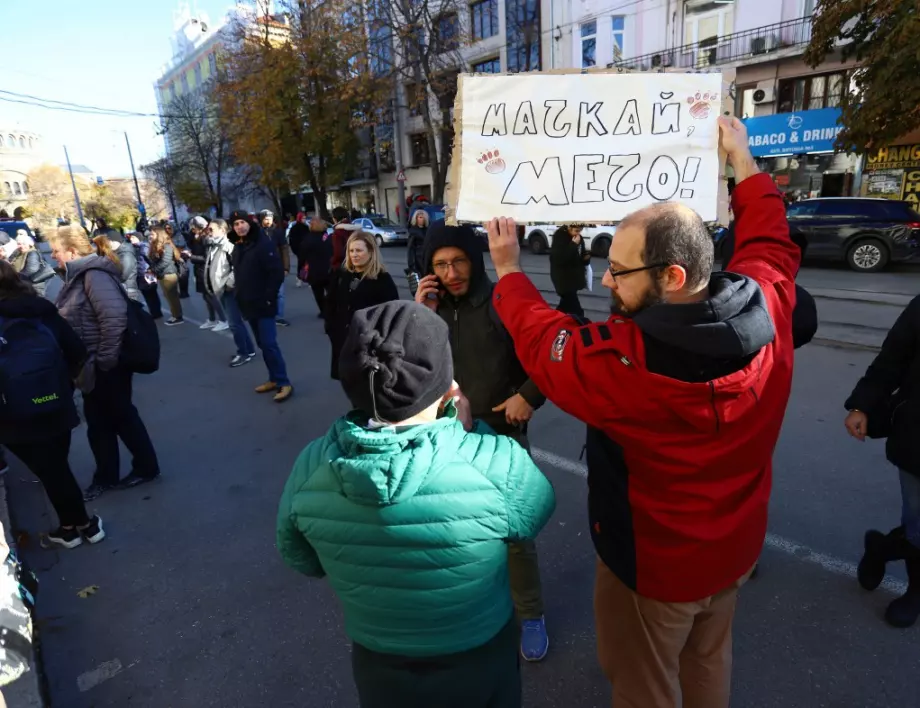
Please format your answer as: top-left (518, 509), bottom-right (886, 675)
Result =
top-left (524, 224), bottom-right (616, 257)
top-left (352, 215), bottom-right (409, 247)
top-left (786, 198), bottom-right (920, 272)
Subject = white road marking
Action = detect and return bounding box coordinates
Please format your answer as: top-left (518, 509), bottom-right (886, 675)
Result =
top-left (531, 447), bottom-right (909, 596)
top-left (76, 659), bottom-right (123, 692)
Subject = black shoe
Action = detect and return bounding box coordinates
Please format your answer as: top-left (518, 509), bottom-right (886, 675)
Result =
top-left (858, 527), bottom-right (905, 591)
top-left (229, 353), bottom-right (256, 368)
top-left (885, 556), bottom-right (920, 628)
top-left (116, 471), bottom-right (160, 490)
top-left (83, 482), bottom-right (116, 502)
top-left (276, 318), bottom-right (291, 327)
top-left (47, 526), bottom-right (83, 549)
top-left (165, 317), bottom-right (184, 326)
top-left (78, 515), bottom-right (106, 544)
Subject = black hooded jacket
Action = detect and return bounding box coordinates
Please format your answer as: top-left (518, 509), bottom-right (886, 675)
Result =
top-left (550, 226), bottom-right (589, 294)
top-left (423, 221), bottom-right (545, 435)
top-left (231, 223), bottom-right (285, 320)
top-left (0, 294), bottom-right (86, 444)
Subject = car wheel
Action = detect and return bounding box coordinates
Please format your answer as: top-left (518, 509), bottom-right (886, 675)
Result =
top-left (528, 231), bottom-right (548, 255)
top-left (591, 236), bottom-right (612, 258)
top-left (375, 234), bottom-right (384, 248)
top-left (846, 238), bottom-right (889, 273)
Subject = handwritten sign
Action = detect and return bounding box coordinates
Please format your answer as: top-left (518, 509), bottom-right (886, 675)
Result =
top-left (450, 72), bottom-right (723, 223)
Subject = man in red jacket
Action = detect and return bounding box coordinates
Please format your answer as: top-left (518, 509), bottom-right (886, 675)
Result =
top-left (485, 117), bottom-right (800, 708)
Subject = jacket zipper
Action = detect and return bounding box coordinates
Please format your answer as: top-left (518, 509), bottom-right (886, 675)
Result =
top-left (708, 381), bottom-right (721, 433)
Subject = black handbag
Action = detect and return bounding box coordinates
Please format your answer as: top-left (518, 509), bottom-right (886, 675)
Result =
top-left (866, 391), bottom-right (905, 439)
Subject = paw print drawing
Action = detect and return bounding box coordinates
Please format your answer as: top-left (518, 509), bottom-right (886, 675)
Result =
top-left (477, 149), bottom-right (506, 174)
top-left (687, 92), bottom-right (719, 120)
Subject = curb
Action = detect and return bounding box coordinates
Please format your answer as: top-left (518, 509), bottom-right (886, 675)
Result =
top-left (0, 473), bottom-right (46, 708)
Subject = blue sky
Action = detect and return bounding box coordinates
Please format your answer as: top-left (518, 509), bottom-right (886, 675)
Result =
top-left (3, 0), bottom-right (232, 177)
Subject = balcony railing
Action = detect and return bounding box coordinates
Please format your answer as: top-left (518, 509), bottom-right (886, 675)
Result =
top-left (609, 15), bottom-right (813, 72)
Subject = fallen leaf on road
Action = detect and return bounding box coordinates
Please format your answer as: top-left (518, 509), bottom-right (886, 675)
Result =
top-left (76, 585), bottom-right (99, 598)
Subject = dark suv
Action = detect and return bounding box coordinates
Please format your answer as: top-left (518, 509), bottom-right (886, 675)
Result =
top-left (786, 198), bottom-right (920, 272)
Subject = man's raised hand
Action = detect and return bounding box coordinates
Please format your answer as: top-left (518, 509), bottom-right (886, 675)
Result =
top-left (485, 217), bottom-right (523, 279)
top-left (414, 274), bottom-right (440, 312)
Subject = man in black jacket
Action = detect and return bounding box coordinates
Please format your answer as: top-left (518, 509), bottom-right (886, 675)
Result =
top-left (549, 225), bottom-right (591, 317)
top-left (229, 211), bottom-right (292, 402)
top-left (845, 294), bottom-right (920, 628)
top-left (260, 210), bottom-right (291, 327)
top-left (415, 221), bottom-right (551, 662)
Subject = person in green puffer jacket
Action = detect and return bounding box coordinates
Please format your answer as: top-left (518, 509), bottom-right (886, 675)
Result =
top-left (276, 301), bottom-right (556, 708)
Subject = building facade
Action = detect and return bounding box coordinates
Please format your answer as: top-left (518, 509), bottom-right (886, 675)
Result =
top-left (0, 128), bottom-right (44, 216)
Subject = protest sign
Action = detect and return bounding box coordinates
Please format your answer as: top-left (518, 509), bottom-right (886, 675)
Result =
top-left (449, 71), bottom-right (725, 224)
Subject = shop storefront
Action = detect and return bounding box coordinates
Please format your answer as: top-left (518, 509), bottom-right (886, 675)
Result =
top-left (742, 108), bottom-right (860, 198)
top-left (862, 143), bottom-right (920, 208)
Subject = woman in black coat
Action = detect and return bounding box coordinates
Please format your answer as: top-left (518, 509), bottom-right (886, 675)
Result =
top-left (299, 217), bottom-right (333, 317)
top-left (325, 231), bottom-right (399, 380)
top-left (549, 225), bottom-right (591, 317)
top-left (845, 294), bottom-right (920, 629)
top-left (406, 209), bottom-right (429, 276)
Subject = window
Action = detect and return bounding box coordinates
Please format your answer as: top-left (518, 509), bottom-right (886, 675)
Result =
top-left (684, 2), bottom-right (733, 66)
top-left (410, 133), bottom-right (430, 166)
top-left (169, 84), bottom-right (176, 101)
top-left (0, 136), bottom-right (4, 147)
top-left (471, 0), bottom-right (498, 41)
top-left (209, 53), bottom-right (217, 75)
top-left (28, 138), bottom-right (33, 150)
top-left (12, 182), bottom-right (21, 195)
top-left (815, 200), bottom-right (874, 218)
top-left (406, 82), bottom-right (426, 117)
top-left (18, 136), bottom-right (25, 148)
top-left (3, 182), bottom-right (10, 194)
top-left (370, 23), bottom-right (393, 75)
top-left (181, 74), bottom-right (189, 93)
top-left (786, 201), bottom-right (819, 218)
top-left (194, 62), bottom-right (203, 85)
top-left (506, 0), bottom-right (541, 72)
top-left (778, 72), bottom-right (847, 113)
top-left (611, 16), bottom-right (625, 61)
top-left (7, 135), bottom-right (14, 148)
top-left (375, 124), bottom-right (395, 172)
top-left (736, 86), bottom-right (757, 118)
top-left (436, 13), bottom-right (459, 52)
top-left (21, 182), bottom-right (28, 194)
top-left (580, 20), bottom-right (597, 68)
top-left (473, 57), bottom-right (501, 73)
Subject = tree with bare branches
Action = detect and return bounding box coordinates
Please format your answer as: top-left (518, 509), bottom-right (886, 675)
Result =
top-left (141, 157), bottom-right (181, 223)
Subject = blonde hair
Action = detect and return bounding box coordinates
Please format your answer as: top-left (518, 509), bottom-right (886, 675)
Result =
top-left (309, 217), bottom-right (327, 233)
top-left (411, 210), bottom-right (429, 228)
top-left (149, 225), bottom-right (182, 262)
top-left (210, 219), bottom-right (228, 235)
top-left (51, 225), bottom-right (94, 258)
top-left (92, 234), bottom-right (121, 268)
top-left (345, 231), bottom-right (385, 279)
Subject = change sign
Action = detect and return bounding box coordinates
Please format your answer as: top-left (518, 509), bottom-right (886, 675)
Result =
top-left (450, 72), bottom-right (723, 223)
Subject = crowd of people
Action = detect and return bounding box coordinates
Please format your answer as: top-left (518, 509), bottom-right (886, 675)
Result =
top-left (1, 117), bottom-right (917, 707)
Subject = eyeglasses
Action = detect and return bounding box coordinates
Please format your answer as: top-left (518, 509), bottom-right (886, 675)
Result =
top-left (607, 261), bottom-right (669, 280)
top-left (432, 257), bottom-right (470, 274)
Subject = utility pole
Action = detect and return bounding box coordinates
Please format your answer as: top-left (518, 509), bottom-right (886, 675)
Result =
top-left (63, 145), bottom-right (85, 229)
top-left (392, 77), bottom-right (407, 226)
top-left (124, 132), bottom-right (146, 218)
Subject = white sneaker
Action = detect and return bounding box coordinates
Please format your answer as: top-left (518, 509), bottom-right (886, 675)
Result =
top-left (199, 320), bottom-right (216, 330)
top-left (212, 321), bottom-right (230, 332)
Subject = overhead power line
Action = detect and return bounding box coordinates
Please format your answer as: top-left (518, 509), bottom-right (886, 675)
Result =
top-left (0, 89), bottom-right (169, 119)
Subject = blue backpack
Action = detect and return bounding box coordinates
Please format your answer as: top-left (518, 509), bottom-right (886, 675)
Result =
top-left (0, 316), bottom-right (72, 424)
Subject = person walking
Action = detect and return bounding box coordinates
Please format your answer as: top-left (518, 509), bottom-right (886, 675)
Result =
top-left (130, 232), bottom-right (163, 319)
top-left (205, 219), bottom-right (255, 368)
top-left (845, 294), bottom-right (920, 628)
top-left (549, 225), bottom-right (591, 317)
top-left (325, 231), bottom-right (398, 381)
top-left (50, 226), bottom-right (160, 501)
top-left (481, 117), bottom-right (799, 708)
top-left (147, 226), bottom-right (184, 325)
top-left (415, 222), bottom-right (550, 662)
top-left (166, 223), bottom-right (190, 299)
top-left (277, 300), bottom-right (556, 708)
top-left (9, 234), bottom-right (57, 298)
top-left (406, 209), bottom-right (429, 277)
top-left (0, 260), bottom-right (105, 548)
top-left (329, 206), bottom-right (358, 273)
top-left (229, 211), bottom-right (292, 402)
top-left (187, 216), bottom-right (228, 331)
top-left (95, 229), bottom-right (141, 303)
top-left (260, 210), bottom-right (291, 327)
top-left (299, 217), bottom-right (333, 318)
top-left (287, 212), bottom-right (310, 289)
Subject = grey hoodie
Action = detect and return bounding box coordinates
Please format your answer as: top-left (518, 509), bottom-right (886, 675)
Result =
top-left (204, 232), bottom-right (236, 298)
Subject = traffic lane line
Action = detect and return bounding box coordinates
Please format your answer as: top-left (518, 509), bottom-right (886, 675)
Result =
top-left (530, 447), bottom-right (909, 596)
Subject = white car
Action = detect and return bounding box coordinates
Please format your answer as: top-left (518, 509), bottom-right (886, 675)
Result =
top-left (524, 224), bottom-right (617, 257)
top-left (352, 216), bottom-right (409, 247)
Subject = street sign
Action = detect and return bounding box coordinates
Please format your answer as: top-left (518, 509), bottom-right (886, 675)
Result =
top-left (96, 176), bottom-right (104, 185)
top-left (396, 170), bottom-right (406, 183)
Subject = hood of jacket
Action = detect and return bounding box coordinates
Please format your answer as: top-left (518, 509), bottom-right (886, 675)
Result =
top-left (0, 293), bottom-right (58, 319)
top-left (326, 411), bottom-right (464, 506)
top-left (423, 221), bottom-right (489, 301)
top-left (63, 253), bottom-right (122, 283)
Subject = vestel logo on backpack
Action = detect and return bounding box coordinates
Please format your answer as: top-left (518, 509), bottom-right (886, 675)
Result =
top-left (32, 393), bottom-right (60, 405)
top-left (0, 316), bottom-right (71, 424)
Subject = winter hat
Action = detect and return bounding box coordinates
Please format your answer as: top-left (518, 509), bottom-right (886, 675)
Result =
top-left (339, 301), bottom-right (453, 423)
top-left (229, 210), bottom-right (250, 226)
top-left (259, 209), bottom-right (273, 219)
top-left (189, 216), bottom-right (209, 230)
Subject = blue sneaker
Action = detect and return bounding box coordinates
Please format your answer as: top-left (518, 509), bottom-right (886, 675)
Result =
top-left (520, 616), bottom-right (549, 662)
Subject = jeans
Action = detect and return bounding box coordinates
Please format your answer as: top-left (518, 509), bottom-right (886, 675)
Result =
top-left (203, 290), bottom-right (226, 323)
top-left (901, 470), bottom-right (920, 547)
top-left (221, 292), bottom-right (255, 357)
top-left (276, 282), bottom-right (286, 319)
top-left (248, 317), bottom-right (290, 386)
top-left (504, 431), bottom-right (544, 619)
top-left (5, 433), bottom-right (89, 527)
top-left (557, 292), bottom-right (584, 318)
top-left (83, 366), bottom-right (159, 485)
top-left (159, 274), bottom-right (183, 319)
top-left (310, 282), bottom-right (326, 315)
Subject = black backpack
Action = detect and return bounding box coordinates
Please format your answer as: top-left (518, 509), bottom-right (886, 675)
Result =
top-left (0, 316), bottom-right (72, 423)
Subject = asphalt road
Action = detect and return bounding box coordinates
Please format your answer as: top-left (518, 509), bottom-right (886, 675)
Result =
top-left (7, 262), bottom-right (920, 708)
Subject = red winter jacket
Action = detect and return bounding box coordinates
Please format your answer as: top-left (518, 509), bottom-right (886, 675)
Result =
top-left (493, 173), bottom-right (800, 602)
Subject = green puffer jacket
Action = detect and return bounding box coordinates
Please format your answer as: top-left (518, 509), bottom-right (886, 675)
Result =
top-left (276, 408), bottom-right (556, 657)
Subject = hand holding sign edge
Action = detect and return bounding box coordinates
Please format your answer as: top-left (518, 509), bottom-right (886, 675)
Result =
top-left (486, 217), bottom-right (523, 280)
